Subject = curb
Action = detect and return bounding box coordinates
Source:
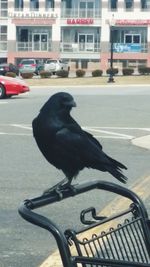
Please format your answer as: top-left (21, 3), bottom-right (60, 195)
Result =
top-left (30, 84), bottom-right (150, 88)
top-left (132, 135), bottom-right (150, 150)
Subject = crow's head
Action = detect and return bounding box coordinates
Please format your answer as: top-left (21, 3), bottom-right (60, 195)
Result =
top-left (40, 92), bottom-right (76, 113)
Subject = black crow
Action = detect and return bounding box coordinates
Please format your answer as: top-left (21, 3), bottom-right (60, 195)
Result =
top-left (32, 92), bottom-right (127, 194)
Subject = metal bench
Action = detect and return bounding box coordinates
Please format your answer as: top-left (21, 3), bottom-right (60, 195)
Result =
top-left (18, 180), bottom-right (150, 267)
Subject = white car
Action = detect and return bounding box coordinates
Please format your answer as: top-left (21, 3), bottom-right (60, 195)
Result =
top-left (44, 59), bottom-right (69, 74)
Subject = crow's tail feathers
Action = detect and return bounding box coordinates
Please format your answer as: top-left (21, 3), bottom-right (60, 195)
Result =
top-left (106, 156), bottom-right (128, 184)
top-left (108, 168), bottom-right (128, 184)
top-left (107, 156), bottom-right (127, 170)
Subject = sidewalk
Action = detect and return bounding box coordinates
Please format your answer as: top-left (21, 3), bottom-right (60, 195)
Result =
top-left (25, 74), bottom-right (150, 87)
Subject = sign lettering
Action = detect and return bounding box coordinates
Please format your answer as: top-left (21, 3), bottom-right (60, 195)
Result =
top-left (8, 12), bottom-right (58, 19)
top-left (116, 19), bottom-right (150, 25)
top-left (67, 18), bottom-right (94, 25)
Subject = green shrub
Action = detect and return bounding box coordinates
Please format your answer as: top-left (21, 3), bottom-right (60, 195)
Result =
top-left (56, 70), bottom-right (69, 78)
top-left (76, 69), bottom-right (85, 77)
top-left (92, 69), bottom-right (103, 77)
top-left (106, 68), bottom-right (119, 76)
top-left (21, 72), bottom-right (34, 79)
top-left (122, 68), bottom-right (134, 76)
top-left (5, 72), bottom-right (16, 78)
top-left (39, 70), bottom-right (52, 78)
top-left (138, 66), bottom-right (150, 75)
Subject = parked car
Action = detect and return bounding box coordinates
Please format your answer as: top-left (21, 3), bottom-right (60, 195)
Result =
top-left (0, 63), bottom-right (19, 76)
top-left (44, 59), bottom-right (69, 75)
top-left (18, 59), bottom-right (44, 75)
top-left (0, 75), bottom-right (30, 99)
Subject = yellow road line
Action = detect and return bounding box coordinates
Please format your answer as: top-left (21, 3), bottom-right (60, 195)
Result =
top-left (39, 175), bottom-right (150, 267)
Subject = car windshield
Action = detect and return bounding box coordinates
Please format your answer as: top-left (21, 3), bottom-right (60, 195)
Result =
top-left (21, 60), bottom-right (35, 65)
top-left (47, 60), bottom-right (57, 64)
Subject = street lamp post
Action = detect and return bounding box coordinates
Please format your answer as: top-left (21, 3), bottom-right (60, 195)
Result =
top-left (108, 18), bottom-right (115, 83)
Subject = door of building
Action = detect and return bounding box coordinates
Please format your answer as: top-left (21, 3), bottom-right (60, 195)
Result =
top-left (33, 33), bottom-right (48, 51)
top-left (79, 33), bottom-right (94, 51)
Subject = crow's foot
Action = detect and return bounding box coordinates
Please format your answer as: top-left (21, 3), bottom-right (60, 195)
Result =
top-left (43, 179), bottom-right (76, 200)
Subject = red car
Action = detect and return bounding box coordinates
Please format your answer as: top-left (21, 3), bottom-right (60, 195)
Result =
top-left (0, 75), bottom-right (30, 99)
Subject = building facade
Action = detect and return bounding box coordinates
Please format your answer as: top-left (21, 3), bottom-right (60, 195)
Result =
top-left (0, 0), bottom-right (150, 71)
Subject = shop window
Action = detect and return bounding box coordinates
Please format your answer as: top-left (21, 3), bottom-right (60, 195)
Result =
top-left (124, 0), bottom-right (133, 9)
top-left (1, 25), bottom-right (7, 34)
top-left (125, 35), bottom-right (132, 43)
top-left (30, 0), bottom-right (39, 10)
top-left (0, 0), bottom-right (7, 17)
top-left (141, 0), bottom-right (150, 8)
top-left (15, 0), bottom-right (24, 10)
top-left (125, 34), bottom-right (141, 43)
top-left (0, 25), bottom-right (7, 51)
top-left (133, 35), bottom-right (140, 43)
top-left (81, 60), bottom-right (88, 69)
top-left (46, 0), bottom-right (54, 10)
top-left (109, 0), bottom-right (118, 10)
top-left (20, 29), bottom-right (28, 42)
top-left (79, 1), bottom-right (94, 18)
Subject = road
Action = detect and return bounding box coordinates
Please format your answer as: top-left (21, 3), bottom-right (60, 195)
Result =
top-left (0, 85), bottom-right (150, 267)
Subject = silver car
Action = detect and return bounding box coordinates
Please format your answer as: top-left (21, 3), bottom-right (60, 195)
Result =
top-left (18, 59), bottom-right (44, 75)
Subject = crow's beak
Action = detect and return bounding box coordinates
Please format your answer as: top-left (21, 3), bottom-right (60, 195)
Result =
top-left (71, 100), bottom-right (77, 107)
top-left (65, 100), bottom-right (77, 108)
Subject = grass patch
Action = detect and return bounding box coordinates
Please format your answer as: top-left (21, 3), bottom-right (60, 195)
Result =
top-left (25, 75), bottom-right (150, 87)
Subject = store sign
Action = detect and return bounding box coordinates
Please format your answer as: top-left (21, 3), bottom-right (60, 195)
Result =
top-left (67, 18), bottom-right (94, 25)
top-left (8, 12), bottom-right (58, 19)
top-left (116, 19), bottom-right (150, 25)
top-left (12, 18), bottom-right (55, 25)
top-left (113, 43), bottom-right (141, 52)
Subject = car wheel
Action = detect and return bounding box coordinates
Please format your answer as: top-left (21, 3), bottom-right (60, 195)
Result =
top-left (0, 84), bottom-right (6, 99)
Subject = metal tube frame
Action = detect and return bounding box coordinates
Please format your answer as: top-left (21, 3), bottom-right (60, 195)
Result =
top-left (18, 180), bottom-right (150, 267)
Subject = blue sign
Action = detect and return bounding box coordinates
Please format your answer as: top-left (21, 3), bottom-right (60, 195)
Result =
top-left (113, 43), bottom-right (141, 52)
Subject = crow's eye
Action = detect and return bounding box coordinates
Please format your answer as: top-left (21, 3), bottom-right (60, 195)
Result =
top-left (63, 97), bottom-right (72, 103)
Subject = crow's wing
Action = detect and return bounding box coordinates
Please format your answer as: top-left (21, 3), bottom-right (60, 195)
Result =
top-left (55, 126), bottom-right (110, 167)
top-left (83, 130), bottom-right (103, 150)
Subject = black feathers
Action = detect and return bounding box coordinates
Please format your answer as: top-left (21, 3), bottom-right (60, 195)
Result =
top-left (32, 92), bottom-right (128, 187)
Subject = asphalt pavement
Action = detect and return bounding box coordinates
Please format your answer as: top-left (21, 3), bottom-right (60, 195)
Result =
top-left (0, 85), bottom-right (150, 267)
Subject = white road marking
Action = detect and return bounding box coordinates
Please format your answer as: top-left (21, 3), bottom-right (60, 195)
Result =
top-left (84, 126), bottom-right (150, 131)
top-left (83, 127), bottom-right (134, 139)
top-left (11, 124), bottom-right (32, 130)
top-left (0, 124), bottom-right (149, 141)
top-left (0, 132), bottom-right (31, 136)
top-left (94, 136), bottom-right (132, 139)
top-left (0, 101), bottom-right (8, 104)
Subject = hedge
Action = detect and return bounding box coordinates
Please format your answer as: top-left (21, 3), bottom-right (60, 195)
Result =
top-left (21, 72), bottom-right (34, 79)
top-left (122, 68), bottom-right (134, 76)
top-left (56, 70), bottom-right (69, 78)
top-left (5, 72), bottom-right (16, 78)
top-left (92, 69), bottom-right (103, 77)
top-left (39, 70), bottom-right (52, 78)
top-left (76, 69), bottom-right (86, 77)
top-left (138, 66), bottom-right (150, 75)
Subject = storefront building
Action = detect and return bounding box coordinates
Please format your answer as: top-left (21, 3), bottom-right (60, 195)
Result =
top-left (0, 0), bottom-right (150, 71)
